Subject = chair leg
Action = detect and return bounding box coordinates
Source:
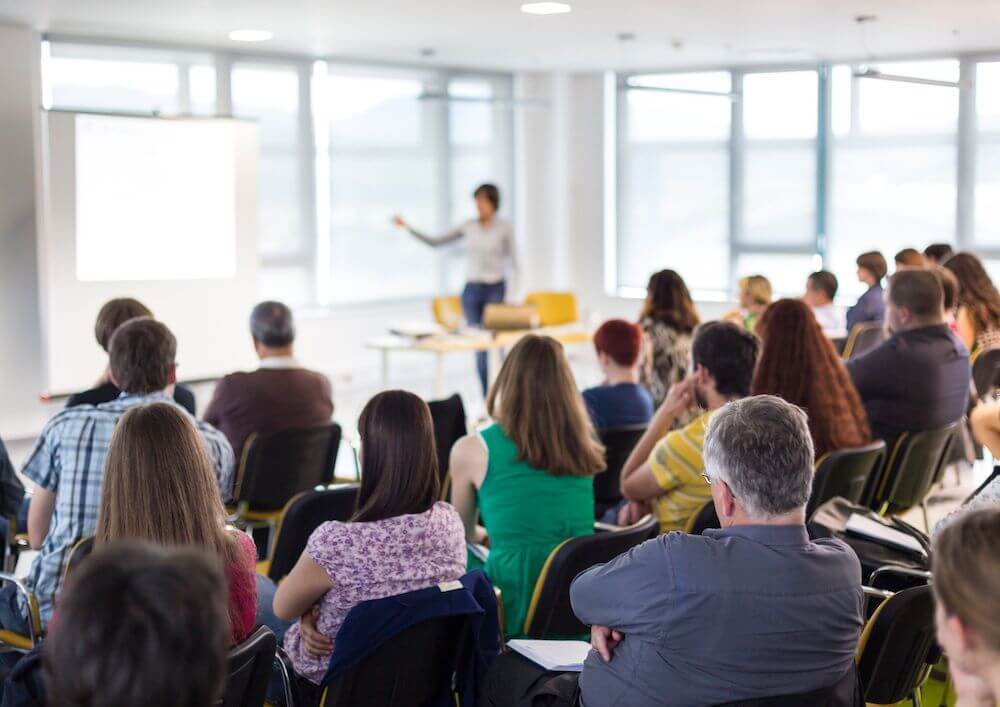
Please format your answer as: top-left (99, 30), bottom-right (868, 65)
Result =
top-left (921, 502), bottom-right (931, 534)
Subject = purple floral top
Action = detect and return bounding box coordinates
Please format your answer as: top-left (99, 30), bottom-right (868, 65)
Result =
top-left (283, 501), bottom-right (467, 684)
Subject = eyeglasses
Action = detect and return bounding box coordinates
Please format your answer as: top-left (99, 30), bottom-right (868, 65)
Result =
top-left (700, 472), bottom-right (713, 485)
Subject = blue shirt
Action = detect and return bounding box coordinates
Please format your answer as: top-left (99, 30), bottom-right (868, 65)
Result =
top-left (582, 383), bottom-right (654, 430)
top-left (846, 283), bottom-right (885, 332)
top-left (571, 525), bottom-right (863, 707)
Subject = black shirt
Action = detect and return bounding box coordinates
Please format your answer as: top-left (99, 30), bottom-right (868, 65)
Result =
top-left (66, 381), bottom-right (197, 416)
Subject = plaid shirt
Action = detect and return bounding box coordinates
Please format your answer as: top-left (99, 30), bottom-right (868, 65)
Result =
top-left (21, 392), bottom-right (234, 625)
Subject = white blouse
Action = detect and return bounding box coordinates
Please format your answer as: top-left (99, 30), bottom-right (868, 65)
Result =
top-left (410, 217), bottom-right (515, 284)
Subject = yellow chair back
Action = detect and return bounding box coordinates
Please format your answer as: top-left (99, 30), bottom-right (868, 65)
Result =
top-left (432, 296), bottom-right (463, 330)
top-left (523, 291), bottom-right (578, 326)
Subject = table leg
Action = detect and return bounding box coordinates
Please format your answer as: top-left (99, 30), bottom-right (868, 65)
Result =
top-left (380, 349), bottom-right (390, 389)
top-left (487, 345), bottom-right (501, 390)
top-left (434, 353), bottom-right (446, 398)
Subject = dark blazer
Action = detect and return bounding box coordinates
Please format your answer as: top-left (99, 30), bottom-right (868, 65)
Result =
top-left (66, 381), bottom-right (196, 416)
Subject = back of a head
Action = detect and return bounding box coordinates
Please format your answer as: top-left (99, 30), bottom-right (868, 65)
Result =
top-left (44, 542), bottom-right (229, 707)
top-left (593, 319), bottom-right (643, 367)
top-left (895, 248), bottom-right (926, 269)
top-left (856, 251), bottom-right (888, 281)
top-left (703, 395), bottom-right (814, 519)
top-left (250, 301), bottom-right (295, 348)
top-left (488, 335), bottom-right (605, 477)
top-left (924, 243), bottom-right (954, 264)
top-left (932, 265), bottom-right (960, 312)
top-left (887, 269), bottom-right (944, 323)
top-left (691, 321), bottom-right (759, 398)
top-left (807, 271), bottom-right (838, 302)
top-left (354, 390), bottom-right (440, 522)
top-left (740, 275), bottom-right (773, 306)
top-left (107, 317), bottom-right (177, 395)
top-left (643, 269), bottom-right (699, 333)
top-left (94, 298), bottom-right (153, 353)
top-left (943, 252), bottom-right (1000, 330)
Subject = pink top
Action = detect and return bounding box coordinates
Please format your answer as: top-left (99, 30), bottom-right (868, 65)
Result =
top-left (227, 531), bottom-right (259, 645)
top-left (283, 501), bottom-right (466, 683)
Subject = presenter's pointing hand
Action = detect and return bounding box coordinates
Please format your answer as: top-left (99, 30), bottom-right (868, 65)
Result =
top-left (392, 214), bottom-right (407, 229)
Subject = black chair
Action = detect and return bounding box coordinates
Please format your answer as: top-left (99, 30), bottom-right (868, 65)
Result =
top-left (261, 484), bottom-right (359, 583)
top-left (807, 442), bottom-right (886, 520)
top-left (684, 500), bottom-right (720, 535)
top-left (842, 322), bottom-right (886, 360)
top-left (522, 515), bottom-right (659, 639)
top-left (856, 585), bottom-right (938, 707)
top-left (593, 425), bottom-right (646, 519)
top-left (972, 346), bottom-right (1000, 399)
top-left (219, 626), bottom-right (277, 707)
top-left (63, 535), bottom-right (95, 579)
top-left (320, 615), bottom-right (470, 707)
top-left (427, 394), bottom-right (467, 499)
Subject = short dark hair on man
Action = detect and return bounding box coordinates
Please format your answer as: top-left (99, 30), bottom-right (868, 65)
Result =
top-left (108, 318), bottom-right (176, 394)
top-left (888, 269), bottom-right (944, 319)
top-left (44, 542), bottom-right (229, 707)
top-left (473, 183), bottom-right (501, 211)
top-left (94, 298), bottom-right (153, 352)
top-left (856, 251), bottom-right (888, 281)
top-left (250, 301), bottom-right (295, 348)
top-left (808, 271), bottom-right (839, 300)
top-left (924, 243), bottom-right (954, 264)
top-left (691, 321), bottom-right (759, 398)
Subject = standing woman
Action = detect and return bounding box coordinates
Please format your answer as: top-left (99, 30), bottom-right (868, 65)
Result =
top-left (943, 252), bottom-right (1000, 353)
top-left (639, 270), bottom-right (700, 409)
top-left (394, 183), bottom-right (515, 395)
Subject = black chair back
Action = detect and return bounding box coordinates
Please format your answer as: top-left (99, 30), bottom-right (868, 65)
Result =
top-left (219, 626), bottom-right (277, 707)
top-left (321, 615), bottom-right (469, 707)
top-left (594, 425), bottom-right (646, 518)
top-left (857, 586), bottom-right (937, 706)
top-left (973, 347), bottom-right (1000, 398)
top-left (523, 516), bottom-right (659, 638)
top-left (236, 424), bottom-right (342, 512)
top-left (64, 535), bottom-right (95, 579)
top-left (684, 500), bottom-right (720, 535)
top-left (427, 394), bottom-right (467, 492)
top-left (267, 484), bottom-right (359, 582)
top-left (808, 442), bottom-right (886, 520)
top-left (868, 422), bottom-right (959, 514)
top-left (843, 322), bottom-right (886, 360)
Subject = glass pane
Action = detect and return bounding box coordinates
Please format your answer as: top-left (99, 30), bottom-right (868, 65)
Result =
top-left (327, 75), bottom-right (423, 147)
top-left (975, 141), bottom-right (1000, 245)
top-left (742, 144), bottom-right (816, 245)
top-left (258, 264), bottom-right (311, 306)
top-left (231, 64), bottom-right (299, 148)
top-left (449, 80), bottom-right (493, 146)
top-left (844, 60), bottom-right (960, 135)
top-left (831, 65), bottom-right (853, 136)
top-left (978, 62), bottom-right (1000, 132)
top-left (258, 152), bottom-right (306, 256)
top-left (626, 72), bottom-right (732, 141)
top-left (734, 253), bottom-right (820, 298)
top-left (743, 71), bottom-right (818, 139)
top-left (188, 64), bottom-right (217, 116)
top-left (48, 55), bottom-right (179, 114)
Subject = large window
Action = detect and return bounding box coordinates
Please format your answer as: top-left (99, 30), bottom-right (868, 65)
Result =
top-left (976, 61), bottom-right (1000, 246)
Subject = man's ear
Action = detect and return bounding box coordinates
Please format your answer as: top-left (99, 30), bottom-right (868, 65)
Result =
top-left (717, 479), bottom-right (737, 523)
top-left (108, 370), bottom-right (120, 389)
top-left (167, 363), bottom-right (177, 386)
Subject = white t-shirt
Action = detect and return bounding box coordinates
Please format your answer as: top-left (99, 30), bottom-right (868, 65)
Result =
top-left (812, 303), bottom-right (847, 339)
top-left (412, 217), bottom-right (515, 284)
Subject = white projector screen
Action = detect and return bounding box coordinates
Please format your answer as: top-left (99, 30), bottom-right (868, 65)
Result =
top-left (40, 111), bottom-right (259, 396)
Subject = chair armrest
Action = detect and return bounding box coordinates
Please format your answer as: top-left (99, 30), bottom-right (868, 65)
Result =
top-left (593, 522), bottom-right (618, 533)
top-left (0, 572), bottom-right (41, 649)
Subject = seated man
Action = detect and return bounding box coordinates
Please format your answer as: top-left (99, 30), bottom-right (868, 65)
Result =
top-left (204, 301), bottom-right (334, 457)
top-left (847, 269), bottom-right (971, 451)
top-left (804, 270), bottom-right (847, 338)
top-left (67, 297), bottom-right (197, 414)
top-left (582, 319), bottom-right (654, 430)
top-left (617, 321), bottom-right (758, 532)
top-left (7, 318), bottom-right (233, 630)
top-left (571, 395), bottom-right (864, 706)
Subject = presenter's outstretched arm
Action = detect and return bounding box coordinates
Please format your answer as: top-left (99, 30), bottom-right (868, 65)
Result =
top-left (392, 215), bottom-right (462, 247)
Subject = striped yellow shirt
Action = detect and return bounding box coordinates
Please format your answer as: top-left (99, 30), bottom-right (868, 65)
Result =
top-left (648, 410), bottom-right (714, 532)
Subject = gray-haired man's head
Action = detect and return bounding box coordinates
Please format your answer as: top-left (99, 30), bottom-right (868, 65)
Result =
top-left (703, 395), bottom-right (814, 521)
top-left (250, 301), bottom-right (295, 351)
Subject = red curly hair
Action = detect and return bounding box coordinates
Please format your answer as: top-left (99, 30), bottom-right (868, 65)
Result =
top-left (751, 299), bottom-right (871, 459)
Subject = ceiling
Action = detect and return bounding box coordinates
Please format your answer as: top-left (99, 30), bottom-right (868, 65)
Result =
top-left (2, 0), bottom-right (1000, 72)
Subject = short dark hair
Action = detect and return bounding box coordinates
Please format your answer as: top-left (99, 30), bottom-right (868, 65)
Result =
top-left (888, 269), bottom-right (944, 319)
top-left (807, 271), bottom-right (839, 300)
top-left (108, 318), bottom-right (176, 394)
top-left (933, 265), bottom-right (960, 311)
top-left (856, 251), bottom-right (888, 281)
top-left (924, 243), bottom-right (954, 264)
top-left (44, 542), bottom-right (229, 707)
top-left (94, 298), bottom-right (153, 352)
top-left (593, 319), bottom-right (643, 367)
top-left (691, 321), bottom-right (759, 398)
top-left (250, 301), bottom-right (295, 347)
top-left (473, 183), bottom-right (500, 211)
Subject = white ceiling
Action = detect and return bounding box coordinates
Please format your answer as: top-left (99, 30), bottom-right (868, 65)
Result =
top-left (2, 0), bottom-right (1000, 72)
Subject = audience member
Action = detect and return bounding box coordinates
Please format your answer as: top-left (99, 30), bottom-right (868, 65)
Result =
top-left (971, 401), bottom-right (1000, 459)
top-left (895, 247), bottom-right (927, 270)
top-left (637, 270), bottom-right (699, 408)
top-left (583, 319), bottom-right (654, 430)
top-left (924, 242), bottom-right (954, 265)
top-left (943, 252), bottom-right (1000, 353)
top-left (803, 270), bottom-right (847, 338)
top-left (6, 318), bottom-right (233, 629)
top-left (0, 437), bottom-right (25, 537)
top-left (617, 321), bottom-right (759, 532)
top-left (846, 250), bottom-right (888, 332)
top-left (847, 270), bottom-right (970, 450)
top-left (482, 396), bottom-right (863, 706)
top-left (203, 301), bottom-right (334, 457)
top-left (932, 507), bottom-right (1000, 707)
top-left (450, 336), bottom-right (605, 638)
top-left (275, 390), bottom-right (465, 693)
top-left (934, 264), bottom-right (961, 332)
top-left (44, 542), bottom-right (230, 707)
top-left (96, 403), bottom-right (257, 644)
top-left (725, 274), bottom-right (772, 332)
top-left (753, 299), bottom-right (871, 459)
top-left (66, 298), bottom-right (197, 414)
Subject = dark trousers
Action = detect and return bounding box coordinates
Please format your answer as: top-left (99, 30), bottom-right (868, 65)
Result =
top-left (462, 280), bottom-right (506, 396)
top-left (480, 652), bottom-right (580, 707)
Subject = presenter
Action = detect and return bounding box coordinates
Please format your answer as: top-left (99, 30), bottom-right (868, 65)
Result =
top-left (393, 183), bottom-right (516, 396)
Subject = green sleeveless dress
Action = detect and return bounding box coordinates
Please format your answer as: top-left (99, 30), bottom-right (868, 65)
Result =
top-left (475, 423), bottom-right (594, 638)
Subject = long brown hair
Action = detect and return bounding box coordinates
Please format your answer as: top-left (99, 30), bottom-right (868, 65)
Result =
top-left (944, 252), bottom-right (1000, 335)
top-left (641, 269), bottom-right (699, 334)
top-left (97, 403), bottom-right (237, 564)
top-left (487, 335), bottom-right (605, 477)
top-left (353, 390), bottom-right (440, 523)
top-left (751, 299), bottom-right (871, 459)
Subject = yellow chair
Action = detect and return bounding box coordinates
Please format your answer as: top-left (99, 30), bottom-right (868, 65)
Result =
top-left (523, 292), bottom-right (579, 327)
top-left (0, 574), bottom-right (42, 652)
top-left (431, 296), bottom-right (463, 330)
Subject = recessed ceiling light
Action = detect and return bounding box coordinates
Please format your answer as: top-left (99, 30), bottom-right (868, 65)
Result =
top-left (521, 2), bottom-right (571, 15)
top-left (228, 29), bottom-right (273, 42)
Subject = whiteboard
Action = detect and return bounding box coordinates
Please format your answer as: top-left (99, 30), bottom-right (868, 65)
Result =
top-left (39, 111), bottom-right (260, 396)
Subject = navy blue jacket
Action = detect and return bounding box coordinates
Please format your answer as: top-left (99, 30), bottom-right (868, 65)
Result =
top-left (846, 283), bottom-right (885, 332)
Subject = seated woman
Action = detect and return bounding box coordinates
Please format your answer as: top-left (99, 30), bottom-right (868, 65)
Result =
top-left (273, 390), bottom-right (466, 692)
top-left (96, 402), bottom-right (257, 645)
top-left (752, 299), bottom-right (871, 459)
top-left (450, 335), bottom-right (606, 638)
top-left (638, 269), bottom-right (700, 408)
top-left (846, 251), bottom-right (888, 332)
top-left (944, 252), bottom-right (1000, 353)
top-left (582, 319), bottom-right (654, 430)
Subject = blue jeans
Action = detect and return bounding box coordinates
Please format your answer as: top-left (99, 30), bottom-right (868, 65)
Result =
top-left (255, 574), bottom-right (292, 644)
top-left (462, 280), bottom-right (506, 396)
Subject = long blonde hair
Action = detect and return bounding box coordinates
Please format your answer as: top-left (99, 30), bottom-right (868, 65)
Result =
top-left (97, 403), bottom-right (236, 564)
top-left (487, 335), bottom-right (605, 477)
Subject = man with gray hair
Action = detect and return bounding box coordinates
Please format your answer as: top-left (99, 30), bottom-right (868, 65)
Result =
top-left (204, 301), bottom-right (333, 457)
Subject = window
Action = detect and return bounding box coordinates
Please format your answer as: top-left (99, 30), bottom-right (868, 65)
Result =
top-left (976, 61), bottom-right (1000, 246)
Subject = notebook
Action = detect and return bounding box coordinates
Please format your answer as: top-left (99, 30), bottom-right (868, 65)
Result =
top-left (507, 639), bottom-right (592, 672)
top-left (845, 513), bottom-right (927, 556)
